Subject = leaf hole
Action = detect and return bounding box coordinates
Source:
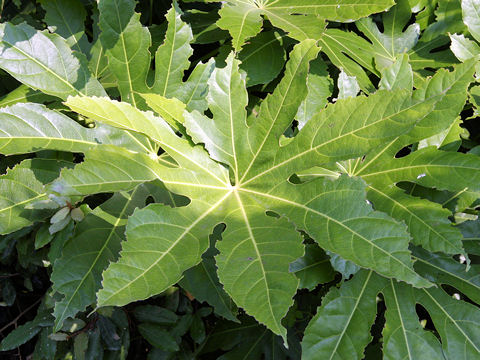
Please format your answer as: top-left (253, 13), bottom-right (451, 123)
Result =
top-left (415, 304), bottom-right (436, 333)
top-left (394, 145), bottom-right (413, 158)
top-left (265, 210), bottom-right (280, 218)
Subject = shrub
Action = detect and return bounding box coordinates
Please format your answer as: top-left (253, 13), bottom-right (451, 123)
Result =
top-left (0, 0), bottom-right (480, 358)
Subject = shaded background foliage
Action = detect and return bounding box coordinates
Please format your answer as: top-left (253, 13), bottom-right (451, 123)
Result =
top-left (0, 0), bottom-right (479, 359)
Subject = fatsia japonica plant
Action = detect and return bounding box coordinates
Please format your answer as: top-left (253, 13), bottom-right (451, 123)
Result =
top-left (1, 0), bottom-right (480, 358)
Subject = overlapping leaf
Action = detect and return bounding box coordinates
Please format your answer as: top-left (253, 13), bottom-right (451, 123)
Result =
top-left (55, 38), bottom-right (466, 340)
top-left (0, 22), bottom-right (105, 99)
top-left (0, 158), bottom-right (72, 234)
top-left (303, 267), bottom-right (480, 359)
top-left (213, 0), bottom-right (394, 50)
top-left (99, 0), bottom-right (213, 110)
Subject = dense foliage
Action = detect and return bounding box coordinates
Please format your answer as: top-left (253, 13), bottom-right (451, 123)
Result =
top-left (1, 0), bottom-right (480, 358)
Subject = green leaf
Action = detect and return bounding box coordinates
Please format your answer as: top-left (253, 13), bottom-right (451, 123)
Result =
top-left (366, 186), bottom-right (465, 255)
top-left (361, 147), bottom-right (480, 193)
top-left (34, 327), bottom-right (57, 359)
top-left (0, 84), bottom-right (56, 108)
top-left (413, 247), bottom-right (480, 304)
top-left (356, 0), bottom-right (420, 69)
top-left (337, 69), bottom-right (360, 99)
top-left (202, 315), bottom-right (298, 359)
top-left (99, 0), bottom-right (210, 111)
top-left (0, 310), bottom-right (53, 351)
top-left (0, 22), bottom-right (105, 99)
top-left (0, 103), bottom-right (150, 155)
top-left (0, 158), bottom-right (72, 235)
top-left (138, 323), bottom-right (179, 351)
top-left (63, 39), bottom-right (434, 338)
top-left (379, 53), bottom-right (413, 90)
top-left (295, 56), bottom-right (333, 129)
top-left (382, 280), bottom-right (444, 359)
top-left (180, 225), bottom-right (239, 322)
top-left (215, 0), bottom-right (394, 50)
top-left (39, 0), bottom-right (89, 53)
top-left (152, 2), bottom-right (194, 98)
top-left (463, 0), bottom-right (480, 42)
top-left (64, 96), bottom-right (230, 190)
top-left (450, 33), bottom-right (480, 62)
top-left (252, 176), bottom-right (432, 288)
top-left (215, 197), bottom-right (304, 339)
top-left (51, 185), bottom-right (154, 331)
top-left (238, 30), bottom-right (286, 87)
top-left (459, 219), bottom-right (480, 255)
top-left (302, 270), bottom-right (386, 360)
top-left (290, 243), bottom-right (335, 290)
top-left (48, 145), bottom-right (165, 196)
top-left (133, 305), bottom-right (178, 325)
top-left (217, 1), bottom-right (263, 51)
top-left (414, 287), bottom-right (480, 358)
top-left (317, 29), bottom-right (376, 92)
top-left (96, 196), bottom-right (228, 307)
top-left (98, 0), bottom-right (151, 106)
top-left (355, 59), bottom-right (477, 180)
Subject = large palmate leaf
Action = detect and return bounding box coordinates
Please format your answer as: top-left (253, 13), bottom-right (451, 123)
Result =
top-left (213, 0), bottom-right (394, 50)
top-left (55, 38), bottom-right (465, 340)
top-left (2, 1), bottom-right (480, 358)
